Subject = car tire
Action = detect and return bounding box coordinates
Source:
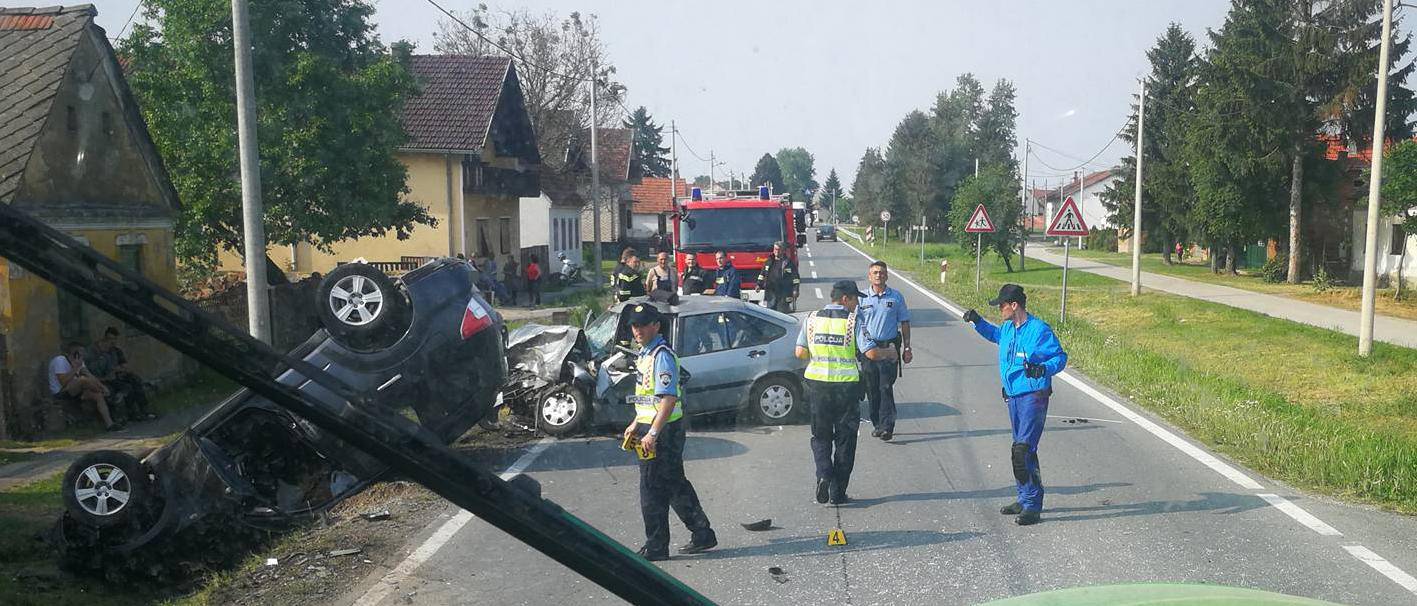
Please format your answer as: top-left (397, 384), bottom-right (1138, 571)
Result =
top-left (62, 450), bottom-right (150, 529)
top-left (536, 385), bottom-right (589, 437)
top-left (317, 263), bottom-right (410, 351)
top-left (748, 375), bottom-right (802, 425)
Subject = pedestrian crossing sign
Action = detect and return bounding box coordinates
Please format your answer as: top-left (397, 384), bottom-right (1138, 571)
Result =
top-left (1046, 196), bottom-right (1090, 237)
top-left (827, 528), bottom-right (847, 546)
top-left (964, 204), bottom-right (995, 233)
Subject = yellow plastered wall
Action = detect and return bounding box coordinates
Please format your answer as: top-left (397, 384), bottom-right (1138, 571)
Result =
top-left (2, 227), bottom-right (184, 413)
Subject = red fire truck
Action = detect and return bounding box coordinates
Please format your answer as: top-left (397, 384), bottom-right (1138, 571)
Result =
top-left (672, 186), bottom-right (799, 304)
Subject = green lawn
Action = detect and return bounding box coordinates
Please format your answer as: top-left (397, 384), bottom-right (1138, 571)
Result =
top-left (1067, 247), bottom-right (1417, 322)
top-left (843, 228), bottom-right (1417, 513)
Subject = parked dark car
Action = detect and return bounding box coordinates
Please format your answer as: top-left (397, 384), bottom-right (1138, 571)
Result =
top-left (53, 258), bottom-right (505, 578)
top-left (584, 296), bottom-right (808, 428)
top-left (816, 224), bottom-right (837, 241)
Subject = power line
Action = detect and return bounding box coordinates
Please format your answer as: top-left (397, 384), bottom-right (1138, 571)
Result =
top-left (1028, 139), bottom-right (1113, 169)
top-left (107, 1), bottom-right (142, 41)
top-left (425, 0), bottom-right (588, 82)
top-left (1026, 126), bottom-right (1127, 173)
top-left (675, 129), bottom-right (710, 163)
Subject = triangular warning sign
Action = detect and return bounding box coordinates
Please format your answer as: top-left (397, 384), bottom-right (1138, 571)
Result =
top-left (963, 204), bottom-right (995, 233)
top-left (827, 528), bottom-right (847, 546)
top-left (1047, 196), bottom-right (1090, 237)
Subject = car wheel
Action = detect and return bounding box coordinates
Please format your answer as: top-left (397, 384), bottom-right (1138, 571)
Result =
top-left (749, 375), bottom-right (802, 425)
top-left (317, 263), bottom-right (410, 351)
top-left (536, 385), bottom-right (589, 437)
top-left (62, 450), bottom-right (150, 528)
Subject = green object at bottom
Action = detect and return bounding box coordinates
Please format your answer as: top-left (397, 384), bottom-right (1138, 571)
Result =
top-left (979, 584), bottom-right (1346, 606)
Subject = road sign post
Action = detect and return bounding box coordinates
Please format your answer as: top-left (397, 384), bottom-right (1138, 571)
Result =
top-left (880, 210), bottom-right (892, 246)
top-left (914, 215), bottom-right (929, 261)
top-left (964, 204), bottom-right (996, 293)
top-left (1046, 196), bottom-right (1090, 326)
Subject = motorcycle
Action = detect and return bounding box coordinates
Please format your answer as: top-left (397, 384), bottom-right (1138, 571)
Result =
top-left (552, 253), bottom-right (584, 287)
top-left (484, 324), bottom-right (596, 437)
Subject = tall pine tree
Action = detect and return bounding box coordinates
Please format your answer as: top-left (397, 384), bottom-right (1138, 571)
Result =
top-left (751, 153), bottom-right (786, 193)
top-left (1101, 24), bottom-right (1199, 263)
top-left (850, 148), bottom-right (888, 221)
top-left (623, 106), bottom-right (671, 178)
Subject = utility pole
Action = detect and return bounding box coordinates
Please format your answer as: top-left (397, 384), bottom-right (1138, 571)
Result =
top-left (1359, 0), bottom-right (1395, 356)
top-left (1131, 78), bottom-right (1146, 297)
top-left (1020, 141), bottom-right (1029, 272)
top-left (589, 65), bottom-right (602, 287)
top-left (670, 120), bottom-right (678, 201)
top-left (975, 158), bottom-right (979, 177)
top-left (709, 150), bottom-right (716, 192)
top-left (231, 0), bottom-right (270, 344)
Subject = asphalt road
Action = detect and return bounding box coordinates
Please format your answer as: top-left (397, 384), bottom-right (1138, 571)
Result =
top-left (343, 235), bottom-right (1417, 606)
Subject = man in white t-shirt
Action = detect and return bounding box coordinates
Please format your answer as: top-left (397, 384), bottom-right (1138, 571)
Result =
top-left (49, 341), bottom-right (118, 430)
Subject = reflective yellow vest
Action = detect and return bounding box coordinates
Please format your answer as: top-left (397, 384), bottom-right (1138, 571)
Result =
top-left (804, 307), bottom-right (860, 383)
top-left (630, 342), bottom-right (684, 423)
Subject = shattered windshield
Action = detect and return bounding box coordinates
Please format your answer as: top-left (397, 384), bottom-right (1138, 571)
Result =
top-left (5, 1), bottom-right (1417, 606)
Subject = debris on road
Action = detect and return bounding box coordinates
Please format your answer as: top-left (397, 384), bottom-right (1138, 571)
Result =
top-left (328, 548), bottom-right (363, 558)
top-left (741, 519), bottom-right (773, 531)
top-left (362, 510), bottom-right (392, 521)
top-left (767, 566), bottom-right (790, 584)
top-left (265, 558), bottom-right (279, 566)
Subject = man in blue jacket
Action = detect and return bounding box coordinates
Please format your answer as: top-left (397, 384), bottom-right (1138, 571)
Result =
top-left (963, 284), bottom-right (1067, 526)
top-left (712, 250), bottom-right (741, 298)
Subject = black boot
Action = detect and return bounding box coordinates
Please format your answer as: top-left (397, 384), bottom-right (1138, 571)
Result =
top-left (1000, 502), bottom-right (1023, 515)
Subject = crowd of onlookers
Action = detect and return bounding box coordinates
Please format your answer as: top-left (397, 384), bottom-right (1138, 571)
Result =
top-left (47, 326), bottom-right (156, 432)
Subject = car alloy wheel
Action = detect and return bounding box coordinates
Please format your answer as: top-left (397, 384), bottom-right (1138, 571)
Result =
top-left (328, 274), bottom-right (385, 326)
top-left (541, 391), bottom-right (579, 427)
top-left (73, 462), bottom-right (131, 518)
top-left (758, 384), bottom-right (794, 420)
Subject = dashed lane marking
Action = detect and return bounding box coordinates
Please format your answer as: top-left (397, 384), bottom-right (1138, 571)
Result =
top-left (1257, 493), bottom-right (1342, 536)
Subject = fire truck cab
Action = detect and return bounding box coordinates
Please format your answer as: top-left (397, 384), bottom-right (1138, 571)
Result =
top-left (672, 186), bottom-right (799, 303)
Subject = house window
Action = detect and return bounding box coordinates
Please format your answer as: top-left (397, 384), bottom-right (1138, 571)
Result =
top-left (476, 218), bottom-right (492, 258)
top-left (499, 217), bottom-right (512, 254)
top-left (555, 218), bottom-right (564, 252)
top-left (1392, 223), bottom-right (1407, 256)
top-left (66, 105), bottom-right (77, 131)
top-left (117, 243), bottom-right (143, 275)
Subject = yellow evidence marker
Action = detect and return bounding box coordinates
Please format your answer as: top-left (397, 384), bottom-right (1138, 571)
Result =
top-left (827, 528), bottom-right (847, 546)
top-left (621, 433), bottom-right (656, 461)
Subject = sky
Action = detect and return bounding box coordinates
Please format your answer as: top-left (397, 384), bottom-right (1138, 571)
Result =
top-left (87, 0), bottom-right (1241, 192)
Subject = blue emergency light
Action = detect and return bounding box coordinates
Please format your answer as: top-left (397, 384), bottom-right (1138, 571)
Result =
top-left (758, 185), bottom-right (769, 200)
top-left (691, 187), bottom-right (703, 201)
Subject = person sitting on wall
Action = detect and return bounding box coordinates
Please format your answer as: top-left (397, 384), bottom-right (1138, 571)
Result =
top-left (50, 341), bottom-right (120, 431)
top-left (89, 326), bottom-right (156, 422)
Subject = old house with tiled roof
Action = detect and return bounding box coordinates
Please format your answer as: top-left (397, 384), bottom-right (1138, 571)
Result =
top-left (0, 4), bottom-right (185, 437)
top-left (579, 127), bottom-right (637, 248)
top-left (221, 54), bottom-right (541, 275)
top-left (627, 177), bottom-right (689, 241)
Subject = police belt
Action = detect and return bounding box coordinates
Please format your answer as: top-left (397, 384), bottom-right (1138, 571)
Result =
top-left (1002, 387), bottom-right (1053, 400)
top-left (862, 336), bottom-right (904, 378)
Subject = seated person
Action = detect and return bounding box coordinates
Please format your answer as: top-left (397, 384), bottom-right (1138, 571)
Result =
top-left (50, 341), bottom-right (120, 431)
top-left (89, 327), bottom-right (155, 421)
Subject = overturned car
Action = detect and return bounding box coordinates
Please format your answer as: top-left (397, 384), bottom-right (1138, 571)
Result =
top-left (53, 259), bottom-right (505, 578)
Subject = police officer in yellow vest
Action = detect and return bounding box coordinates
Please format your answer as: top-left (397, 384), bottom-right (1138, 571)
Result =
top-left (795, 280), bottom-right (898, 505)
top-left (621, 304), bottom-right (717, 560)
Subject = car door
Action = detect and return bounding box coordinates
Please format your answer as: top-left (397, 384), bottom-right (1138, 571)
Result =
top-left (674, 311), bottom-right (742, 413)
top-left (721, 310), bottom-right (788, 386)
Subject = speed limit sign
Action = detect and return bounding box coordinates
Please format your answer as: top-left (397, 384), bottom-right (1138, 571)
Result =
top-left (880, 210), bottom-right (892, 222)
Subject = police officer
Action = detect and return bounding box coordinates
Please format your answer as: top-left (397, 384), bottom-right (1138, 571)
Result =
top-left (796, 280), bottom-right (896, 505)
top-left (622, 304), bottom-right (717, 560)
top-left (858, 261), bottom-right (912, 441)
top-left (711, 250), bottom-right (741, 298)
top-left (962, 284), bottom-right (1067, 526)
top-left (756, 241), bottom-right (800, 313)
top-left (613, 248), bottom-right (646, 303)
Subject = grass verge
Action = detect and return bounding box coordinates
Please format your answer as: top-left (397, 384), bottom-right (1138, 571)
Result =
top-left (844, 229), bottom-right (1417, 513)
top-left (1066, 247), bottom-right (1417, 322)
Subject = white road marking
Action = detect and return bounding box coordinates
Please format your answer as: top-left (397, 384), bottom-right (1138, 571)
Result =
top-left (1046, 414), bottom-right (1124, 424)
top-left (811, 271), bottom-right (818, 279)
top-left (353, 438), bottom-right (554, 606)
top-left (1257, 493), bottom-right (1342, 536)
top-left (1345, 545), bottom-right (1417, 594)
top-left (808, 260), bottom-right (816, 267)
top-left (814, 287), bottom-right (823, 300)
top-left (835, 237), bottom-right (1263, 491)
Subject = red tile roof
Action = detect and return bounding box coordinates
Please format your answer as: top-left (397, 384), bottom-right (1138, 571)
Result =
top-left (401, 55), bottom-right (511, 152)
top-left (629, 177), bottom-right (689, 214)
top-left (0, 14), bottom-right (55, 30)
top-left (596, 127), bottom-right (634, 182)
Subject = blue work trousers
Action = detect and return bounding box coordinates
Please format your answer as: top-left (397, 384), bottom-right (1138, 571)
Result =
top-left (639, 420), bottom-right (714, 551)
top-left (1007, 391), bottom-right (1050, 511)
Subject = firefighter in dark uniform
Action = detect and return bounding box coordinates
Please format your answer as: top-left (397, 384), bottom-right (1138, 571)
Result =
top-left (613, 247), bottom-right (646, 303)
top-left (622, 304), bottom-right (717, 560)
top-left (795, 281), bottom-right (897, 505)
top-left (755, 241), bottom-right (800, 313)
